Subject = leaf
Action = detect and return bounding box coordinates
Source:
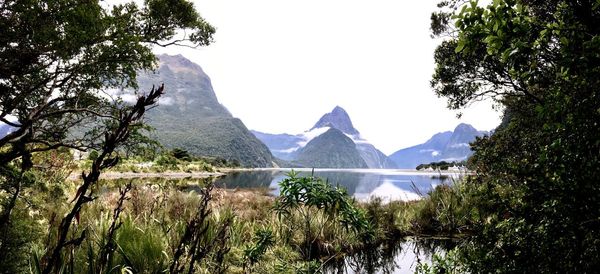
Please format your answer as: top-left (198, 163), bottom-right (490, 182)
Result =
top-left (455, 40), bottom-right (466, 53)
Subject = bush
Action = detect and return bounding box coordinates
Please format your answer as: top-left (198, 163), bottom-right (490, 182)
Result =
top-left (274, 171), bottom-right (374, 259)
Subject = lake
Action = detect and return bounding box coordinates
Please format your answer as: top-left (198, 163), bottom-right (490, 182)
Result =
top-left (324, 237), bottom-right (456, 274)
top-left (214, 168), bottom-right (463, 202)
top-left (99, 168), bottom-right (459, 273)
top-left (212, 168), bottom-right (460, 273)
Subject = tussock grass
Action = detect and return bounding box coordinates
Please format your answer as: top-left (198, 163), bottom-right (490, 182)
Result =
top-left (13, 172), bottom-right (473, 273)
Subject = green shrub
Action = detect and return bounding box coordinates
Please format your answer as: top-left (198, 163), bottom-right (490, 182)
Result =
top-left (274, 171), bottom-right (374, 259)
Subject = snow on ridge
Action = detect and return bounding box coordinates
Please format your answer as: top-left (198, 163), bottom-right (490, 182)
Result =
top-left (274, 147), bottom-right (301, 153)
top-left (302, 126), bottom-right (331, 139)
top-left (276, 126), bottom-right (374, 155)
top-left (343, 132), bottom-right (369, 144)
top-left (296, 126), bottom-right (331, 147)
top-left (450, 143), bottom-right (470, 148)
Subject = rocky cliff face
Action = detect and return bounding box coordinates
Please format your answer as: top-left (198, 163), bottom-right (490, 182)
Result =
top-left (134, 54), bottom-right (274, 167)
top-left (311, 106), bottom-right (360, 136)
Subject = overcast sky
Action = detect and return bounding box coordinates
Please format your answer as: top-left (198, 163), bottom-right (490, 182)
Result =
top-left (154, 0), bottom-right (502, 154)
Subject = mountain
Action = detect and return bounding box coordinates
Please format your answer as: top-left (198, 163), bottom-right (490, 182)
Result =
top-left (252, 106), bottom-right (396, 168)
top-left (250, 130), bottom-right (304, 161)
top-left (355, 143), bottom-right (398, 169)
top-left (293, 128), bottom-right (368, 168)
top-left (440, 123), bottom-right (482, 161)
top-left (134, 54), bottom-right (273, 167)
top-left (311, 106), bottom-right (360, 136)
top-left (389, 123), bottom-right (486, 169)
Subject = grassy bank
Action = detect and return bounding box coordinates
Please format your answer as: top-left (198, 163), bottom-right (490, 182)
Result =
top-left (4, 164), bottom-right (471, 273)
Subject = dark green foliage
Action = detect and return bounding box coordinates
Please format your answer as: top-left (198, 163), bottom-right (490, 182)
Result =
top-left (294, 128), bottom-right (368, 168)
top-left (274, 171), bottom-right (374, 258)
top-left (171, 148), bottom-right (192, 161)
top-left (416, 161), bottom-right (466, 171)
top-left (243, 228), bottom-right (275, 271)
top-left (404, 183), bottom-right (475, 236)
top-left (155, 153), bottom-right (178, 168)
top-left (152, 117), bottom-right (272, 167)
top-left (114, 216), bottom-right (169, 272)
top-left (0, 0), bottom-right (215, 270)
top-left (0, 202), bottom-right (42, 274)
top-left (430, 0), bottom-right (600, 272)
top-left (362, 198), bottom-right (405, 240)
top-left (0, 0), bottom-right (215, 166)
top-left (87, 150), bottom-right (99, 161)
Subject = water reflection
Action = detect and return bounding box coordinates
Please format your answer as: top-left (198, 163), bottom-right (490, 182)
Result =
top-left (212, 169), bottom-right (459, 202)
top-left (95, 169), bottom-right (459, 202)
top-left (213, 170), bottom-right (274, 188)
top-left (94, 172), bottom-right (459, 273)
top-left (325, 237), bottom-right (458, 274)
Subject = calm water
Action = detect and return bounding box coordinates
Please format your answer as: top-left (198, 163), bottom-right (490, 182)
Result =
top-left (100, 169), bottom-right (459, 273)
top-left (324, 237), bottom-right (456, 274)
top-left (214, 168), bottom-right (462, 202)
top-left (213, 168), bottom-right (460, 273)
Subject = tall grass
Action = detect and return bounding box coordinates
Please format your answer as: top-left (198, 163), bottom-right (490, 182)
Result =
top-left (13, 172), bottom-right (477, 273)
top-left (395, 179), bottom-right (476, 237)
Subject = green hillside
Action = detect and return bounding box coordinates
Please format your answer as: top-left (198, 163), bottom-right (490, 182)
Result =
top-left (136, 54), bottom-right (274, 167)
top-left (294, 128), bottom-right (367, 168)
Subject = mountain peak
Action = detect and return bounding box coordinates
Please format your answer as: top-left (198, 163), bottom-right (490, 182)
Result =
top-left (332, 105), bottom-right (346, 113)
top-left (311, 106), bottom-right (360, 136)
top-left (454, 123), bottom-right (477, 132)
top-left (156, 54), bottom-right (206, 76)
top-left (294, 127), bottom-right (368, 168)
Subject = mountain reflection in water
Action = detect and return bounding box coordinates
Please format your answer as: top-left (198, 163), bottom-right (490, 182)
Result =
top-left (214, 169), bottom-right (460, 202)
top-left (324, 237), bottom-right (457, 274)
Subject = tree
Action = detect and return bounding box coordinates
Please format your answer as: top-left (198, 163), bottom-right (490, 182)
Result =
top-left (0, 0), bottom-right (215, 272)
top-left (172, 147), bottom-right (192, 161)
top-left (431, 0), bottom-right (600, 272)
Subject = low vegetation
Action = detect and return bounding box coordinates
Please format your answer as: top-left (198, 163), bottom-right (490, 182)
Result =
top-left (78, 148), bottom-right (241, 175)
top-left (415, 161), bottom-right (466, 171)
top-left (1, 151), bottom-right (474, 274)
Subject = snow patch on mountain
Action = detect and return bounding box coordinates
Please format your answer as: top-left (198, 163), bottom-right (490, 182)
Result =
top-left (449, 143), bottom-right (470, 148)
top-left (274, 147), bottom-right (301, 153)
top-left (296, 126), bottom-right (330, 147)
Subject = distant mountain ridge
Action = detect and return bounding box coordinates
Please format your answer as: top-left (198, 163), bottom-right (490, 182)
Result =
top-left (252, 106), bottom-right (396, 169)
top-left (134, 54), bottom-right (274, 167)
top-left (389, 123), bottom-right (487, 169)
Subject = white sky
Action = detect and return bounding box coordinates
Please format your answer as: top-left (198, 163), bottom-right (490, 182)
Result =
top-left (154, 0), bottom-right (502, 154)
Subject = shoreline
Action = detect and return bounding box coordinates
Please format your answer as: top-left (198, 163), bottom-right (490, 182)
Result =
top-left (68, 171), bottom-right (225, 181)
top-left (67, 167), bottom-right (469, 181)
top-left (218, 167), bottom-right (469, 175)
